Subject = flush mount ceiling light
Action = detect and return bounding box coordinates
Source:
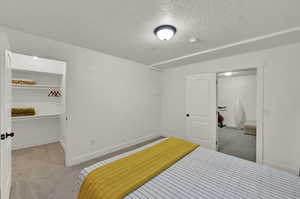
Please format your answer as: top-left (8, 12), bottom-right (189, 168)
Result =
top-left (154, 25), bottom-right (177, 41)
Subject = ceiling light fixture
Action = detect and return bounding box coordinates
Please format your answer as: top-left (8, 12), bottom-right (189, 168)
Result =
top-left (33, 56), bottom-right (38, 60)
top-left (224, 72), bottom-right (233, 76)
top-left (154, 25), bottom-right (177, 41)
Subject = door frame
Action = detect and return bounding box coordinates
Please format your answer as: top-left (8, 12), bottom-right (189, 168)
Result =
top-left (0, 47), bottom-right (12, 199)
top-left (186, 65), bottom-right (264, 164)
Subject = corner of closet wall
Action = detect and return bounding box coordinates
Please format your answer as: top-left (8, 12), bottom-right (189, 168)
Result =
top-left (11, 52), bottom-right (67, 152)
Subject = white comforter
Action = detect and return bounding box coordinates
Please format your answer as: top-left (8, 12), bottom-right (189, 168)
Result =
top-left (78, 138), bottom-right (300, 199)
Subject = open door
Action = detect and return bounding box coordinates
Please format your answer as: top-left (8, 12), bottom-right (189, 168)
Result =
top-left (0, 33), bottom-right (12, 199)
top-left (186, 74), bottom-right (217, 150)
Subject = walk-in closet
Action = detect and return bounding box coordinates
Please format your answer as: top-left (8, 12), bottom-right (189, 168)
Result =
top-left (10, 52), bottom-right (66, 151)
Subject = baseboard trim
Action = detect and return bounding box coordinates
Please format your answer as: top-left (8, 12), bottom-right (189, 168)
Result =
top-left (67, 134), bottom-right (161, 167)
top-left (12, 138), bottom-right (59, 150)
top-left (264, 160), bottom-right (299, 175)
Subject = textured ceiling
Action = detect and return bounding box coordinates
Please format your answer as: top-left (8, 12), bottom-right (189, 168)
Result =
top-left (0, 0), bottom-right (300, 67)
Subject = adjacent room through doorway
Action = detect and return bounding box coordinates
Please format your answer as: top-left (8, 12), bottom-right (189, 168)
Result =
top-left (217, 69), bottom-right (257, 162)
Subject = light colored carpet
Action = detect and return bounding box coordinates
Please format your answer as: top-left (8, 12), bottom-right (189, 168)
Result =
top-left (218, 127), bottom-right (256, 162)
top-left (10, 137), bottom-right (163, 199)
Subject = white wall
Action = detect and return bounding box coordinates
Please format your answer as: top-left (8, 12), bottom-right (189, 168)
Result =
top-left (162, 43), bottom-right (300, 174)
top-left (2, 26), bottom-right (299, 175)
top-left (218, 74), bottom-right (256, 127)
top-left (12, 119), bottom-right (60, 150)
top-left (0, 26), bottom-right (161, 166)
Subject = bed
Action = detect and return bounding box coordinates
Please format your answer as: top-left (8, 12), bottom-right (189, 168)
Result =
top-left (78, 138), bottom-right (300, 199)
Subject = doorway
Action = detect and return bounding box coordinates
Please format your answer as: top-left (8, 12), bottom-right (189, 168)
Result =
top-left (217, 69), bottom-right (257, 162)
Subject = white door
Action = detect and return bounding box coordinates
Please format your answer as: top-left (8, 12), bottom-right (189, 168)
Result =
top-left (186, 74), bottom-right (217, 150)
top-left (0, 33), bottom-right (12, 199)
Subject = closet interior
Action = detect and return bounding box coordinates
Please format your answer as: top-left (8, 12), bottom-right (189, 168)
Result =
top-left (10, 52), bottom-right (66, 151)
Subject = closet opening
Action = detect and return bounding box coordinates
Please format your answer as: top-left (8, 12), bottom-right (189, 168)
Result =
top-left (216, 68), bottom-right (257, 162)
top-left (9, 52), bottom-right (67, 196)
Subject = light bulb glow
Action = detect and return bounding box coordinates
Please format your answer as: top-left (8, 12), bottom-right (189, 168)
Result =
top-left (224, 72), bottom-right (232, 76)
top-left (33, 56), bottom-right (38, 60)
top-left (154, 25), bottom-right (176, 41)
top-left (156, 28), bottom-right (174, 40)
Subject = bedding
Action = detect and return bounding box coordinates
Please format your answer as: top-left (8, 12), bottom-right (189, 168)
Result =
top-left (78, 138), bottom-right (300, 199)
top-left (78, 137), bottom-right (198, 199)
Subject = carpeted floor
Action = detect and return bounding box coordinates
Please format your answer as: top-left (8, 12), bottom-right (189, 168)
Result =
top-left (218, 127), bottom-right (256, 162)
top-left (10, 137), bottom-right (163, 199)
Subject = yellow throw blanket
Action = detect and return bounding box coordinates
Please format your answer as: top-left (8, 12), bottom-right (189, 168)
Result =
top-left (11, 108), bottom-right (36, 117)
top-left (78, 137), bottom-right (199, 199)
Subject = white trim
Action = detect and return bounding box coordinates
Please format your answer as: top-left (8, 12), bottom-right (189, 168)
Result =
top-left (256, 65), bottom-right (264, 164)
top-left (264, 160), bottom-right (299, 176)
top-left (4, 167), bottom-right (11, 199)
top-left (66, 134), bottom-right (161, 167)
top-left (12, 138), bottom-right (59, 150)
top-left (149, 66), bottom-right (163, 72)
top-left (150, 26), bottom-right (300, 68)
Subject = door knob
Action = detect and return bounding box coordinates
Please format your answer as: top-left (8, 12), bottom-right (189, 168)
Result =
top-left (186, 114), bottom-right (190, 117)
top-left (6, 132), bottom-right (14, 138)
top-left (0, 134), bottom-right (5, 140)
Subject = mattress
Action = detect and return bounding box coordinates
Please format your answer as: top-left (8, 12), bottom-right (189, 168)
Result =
top-left (78, 138), bottom-right (300, 199)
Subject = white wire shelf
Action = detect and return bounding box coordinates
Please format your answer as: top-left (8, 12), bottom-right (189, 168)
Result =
top-left (12, 84), bottom-right (61, 89)
top-left (12, 113), bottom-right (62, 121)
